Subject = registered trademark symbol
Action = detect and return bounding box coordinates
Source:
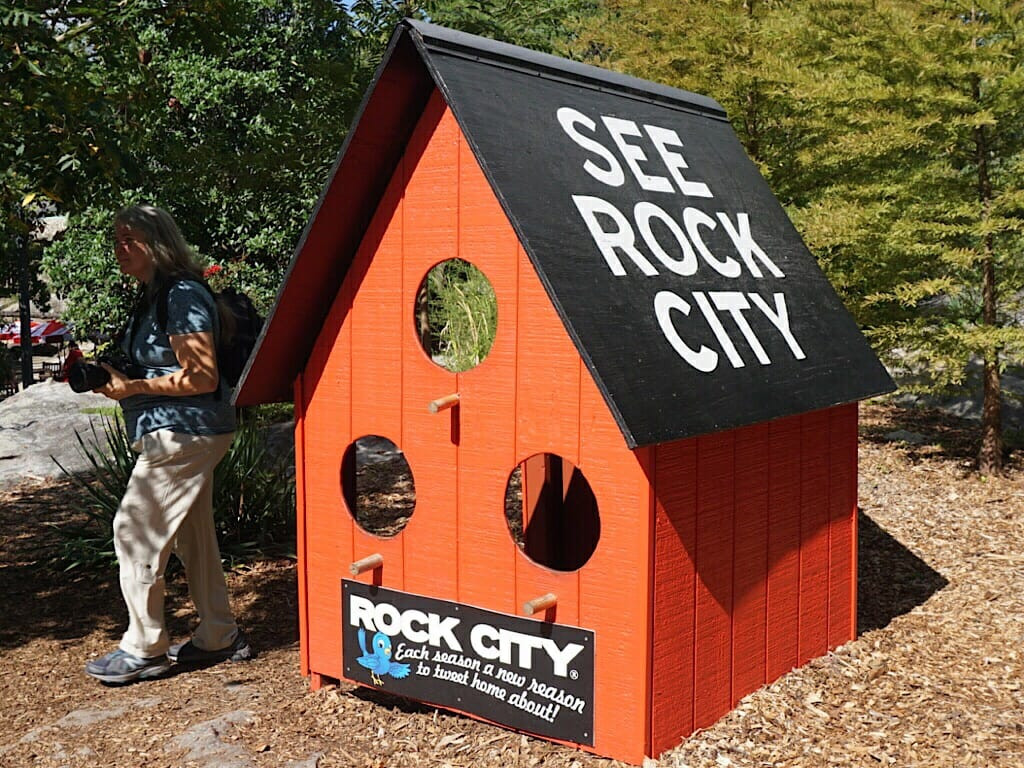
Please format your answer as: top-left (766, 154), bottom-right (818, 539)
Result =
top-left (569, 669), bottom-right (579, 680)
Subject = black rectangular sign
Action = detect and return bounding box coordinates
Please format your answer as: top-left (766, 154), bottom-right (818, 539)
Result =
top-left (341, 581), bottom-right (595, 745)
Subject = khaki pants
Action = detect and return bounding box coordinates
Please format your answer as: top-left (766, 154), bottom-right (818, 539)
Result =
top-left (114, 429), bottom-right (237, 658)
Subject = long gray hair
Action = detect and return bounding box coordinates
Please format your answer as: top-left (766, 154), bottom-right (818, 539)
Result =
top-left (114, 204), bottom-right (235, 339)
top-left (114, 204), bottom-right (204, 286)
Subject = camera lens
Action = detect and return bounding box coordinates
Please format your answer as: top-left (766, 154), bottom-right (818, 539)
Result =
top-left (68, 362), bottom-right (111, 393)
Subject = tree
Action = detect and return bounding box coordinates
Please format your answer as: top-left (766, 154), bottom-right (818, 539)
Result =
top-left (33, 0), bottom-right (601, 342)
top-left (577, 1), bottom-right (809, 197)
top-left (419, 0), bottom-right (600, 54)
top-left (787, 1), bottom-right (1024, 474)
top-left (33, 1), bottom-right (374, 336)
top-left (583, 0), bottom-right (1024, 474)
top-left (2, 1), bottom-right (149, 382)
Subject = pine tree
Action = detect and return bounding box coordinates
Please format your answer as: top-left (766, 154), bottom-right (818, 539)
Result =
top-left (789, 1), bottom-right (1024, 474)
top-left (578, 1), bottom-right (815, 196)
top-left (584, 0), bottom-right (1024, 474)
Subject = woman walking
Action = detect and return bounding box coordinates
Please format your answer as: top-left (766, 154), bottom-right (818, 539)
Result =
top-left (85, 204), bottom-right (252, 683)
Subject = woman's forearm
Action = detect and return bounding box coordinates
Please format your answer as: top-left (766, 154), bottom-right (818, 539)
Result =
top-left (98, 331), bottom-right (219, 401)
top-left (122, 367), bottom-right (218, 397)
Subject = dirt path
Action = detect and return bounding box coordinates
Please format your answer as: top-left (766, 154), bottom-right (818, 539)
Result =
top-left (0, 405), bottom-right (1021, 767)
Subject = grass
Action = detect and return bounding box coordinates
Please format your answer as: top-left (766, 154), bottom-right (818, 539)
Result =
top-left (80, 406), bottom-right (121, 417)
top-left (425, 259), bottom-right (497, 373)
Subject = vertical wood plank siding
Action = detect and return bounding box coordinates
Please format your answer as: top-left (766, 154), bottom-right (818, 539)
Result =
top-left (296, 91), bottom-right (651, 763)
top-left (649, 406), bottom-right (858, 754)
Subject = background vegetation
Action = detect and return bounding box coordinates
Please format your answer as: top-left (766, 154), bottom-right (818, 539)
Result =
top-left (4, 0), bottom-right (1022, 482)
top-left (53, 411), bottom-right (294, 570)
top-left (423, 259), bottom-right (498, 373)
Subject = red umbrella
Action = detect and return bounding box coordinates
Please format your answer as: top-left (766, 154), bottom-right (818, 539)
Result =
top-left (0, 320), bottom-right (70, 344)
top-left (35, 319), bottom-right (70, 342)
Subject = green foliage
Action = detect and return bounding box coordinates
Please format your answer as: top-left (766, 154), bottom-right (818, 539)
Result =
top-left (203, 258), bottom-right (281, 318)
top-left (585, 0), bottom-right (1024, 470)
top-left (28, 0), bottom-right (602, 340)
top-left (425, 259), bottom-right (497, 372)
top-left (123, 0), bottom-right (366, 270)
top-left (782, 0), bottom-right (1024, 457)
top-left (40, 203), bottom-right (137, 342)
top-left (580, 0), bottom-right (808, 191)
top-left (50, 417), bottom-right (137, 571)
top-left (25, 1), bottom-right (385, 338)
top-left (51, 411), bottom-right (295, 572)
top-left (419, 0), bottom-right (601, 54)
top-left (1, 2), bottom-right (151, 298)
top-left (212, 410), bottom-right (296, 564)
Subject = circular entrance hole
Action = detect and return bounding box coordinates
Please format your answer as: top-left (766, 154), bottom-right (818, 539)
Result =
top-left (341, 436), bottom-right (415, 537)
top-left (504, 454), bottom-right (600, 572)
top-left (415, 258), bottom-right (497, 372)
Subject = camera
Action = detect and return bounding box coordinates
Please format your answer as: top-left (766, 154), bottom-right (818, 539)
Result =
top-left (68, 350), bottom-right (138, 393)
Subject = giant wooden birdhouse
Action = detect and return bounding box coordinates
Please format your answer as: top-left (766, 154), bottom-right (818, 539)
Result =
top-left (236, 20), bottom-right (895, 765)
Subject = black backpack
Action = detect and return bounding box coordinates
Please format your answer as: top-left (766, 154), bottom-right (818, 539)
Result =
top-left (153, 278), bottom-right (263, 392)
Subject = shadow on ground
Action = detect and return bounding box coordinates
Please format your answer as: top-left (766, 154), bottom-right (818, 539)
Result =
top-left (0, 476), bottom-right (299, 654)
top-left (857, 510), bottom-right (948, 634)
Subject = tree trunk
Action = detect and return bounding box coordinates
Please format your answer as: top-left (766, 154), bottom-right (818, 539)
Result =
top-left (979, 353), bottom-right (1002, 475)
top-left (974, 108), bottom-right (1001, 474)
top-left (978, 225), bottom-right (1001, 475)
top-left (17, 228), bottom-right (35, 389)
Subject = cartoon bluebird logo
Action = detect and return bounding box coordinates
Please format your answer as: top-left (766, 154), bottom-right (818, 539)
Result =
top-left (356, 627), bottom-right (411, 685)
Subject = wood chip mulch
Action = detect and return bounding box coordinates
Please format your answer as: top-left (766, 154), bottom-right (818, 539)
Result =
top-left (0, 403), bottom-right (1021, 767)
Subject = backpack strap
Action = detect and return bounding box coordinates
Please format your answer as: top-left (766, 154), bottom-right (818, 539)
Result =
top-left (118, 286), bottom-right (147, 363)
top-left (153, 275), bottom-right (217, 332)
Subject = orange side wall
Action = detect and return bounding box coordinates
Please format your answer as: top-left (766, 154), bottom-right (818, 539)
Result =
top-left (297, 90), bottom-right (653, 764)
top-left (649, 404), bottom-right (859, 756)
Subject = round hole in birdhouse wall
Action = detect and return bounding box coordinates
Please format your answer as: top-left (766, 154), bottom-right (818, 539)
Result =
top-left (504, 454), bottom-right (600, 572)
top-left (414, 258), bottom-right (497, 372)
top-left (340, 436), bottom-right (416, 538)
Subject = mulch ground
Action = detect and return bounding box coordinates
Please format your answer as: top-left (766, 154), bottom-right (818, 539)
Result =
top-left (0, 403), bottom-right (1021, 768)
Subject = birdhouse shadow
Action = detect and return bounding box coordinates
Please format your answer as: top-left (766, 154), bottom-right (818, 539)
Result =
top-left (349, 683), bottom-right (438, 715)
top-left (856, 509), bottom-right (948, 634)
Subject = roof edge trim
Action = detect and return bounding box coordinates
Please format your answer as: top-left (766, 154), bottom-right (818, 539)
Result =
top-left (402, 19), bottom-right (729, 121)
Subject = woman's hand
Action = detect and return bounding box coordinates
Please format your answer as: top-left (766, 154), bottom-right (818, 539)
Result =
top-left (93, 332), bottom-right (219, 401)
top-left (91, 332), bottom-right (218, 400)
top-left (94, 364), bottom-right (136, 401)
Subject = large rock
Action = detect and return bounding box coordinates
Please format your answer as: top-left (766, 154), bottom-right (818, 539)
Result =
top-left (0, 380), bottom-right (115, 487)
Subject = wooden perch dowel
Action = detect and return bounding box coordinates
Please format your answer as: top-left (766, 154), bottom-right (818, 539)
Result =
top-left (428, 393), bottom-right (460, 413)
top-left (350, 553), bottom-right (384, 576)
top-left (523, 593), bottom-right (558, 616)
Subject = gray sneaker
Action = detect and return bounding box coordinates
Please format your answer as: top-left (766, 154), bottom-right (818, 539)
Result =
top-left (85, 649), bottom-right (171, 684)
top-left (168, 631), bottom-right (254, 666)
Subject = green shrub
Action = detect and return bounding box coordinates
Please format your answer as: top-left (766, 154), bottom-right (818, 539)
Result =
top-left (51, 410), bottom-right (295, 572)
top-left (211, 409), bottom-right (295, 565)
top-left (49, 418), bottom-right (136, 571)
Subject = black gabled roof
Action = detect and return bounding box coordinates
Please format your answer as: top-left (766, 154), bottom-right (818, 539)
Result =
top-left (237, 19), bottom-right (894, 447)
top-left (408, 20), bottom-right (727, 119)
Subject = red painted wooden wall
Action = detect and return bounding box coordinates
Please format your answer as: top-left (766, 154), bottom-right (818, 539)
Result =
top-left (648, 403), bottom-right (858, 755)
top-left (292, 86), bottom-right (861, 764)
top-left (295, 90), bottom-right (653, 763)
